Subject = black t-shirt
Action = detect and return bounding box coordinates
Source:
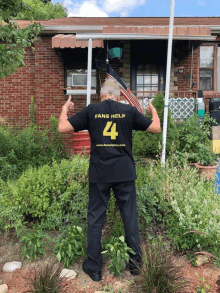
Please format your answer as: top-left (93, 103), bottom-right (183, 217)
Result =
top-left (68, 99), bottom-right (152, 183)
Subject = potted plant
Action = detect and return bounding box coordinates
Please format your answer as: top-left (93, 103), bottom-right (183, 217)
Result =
top-left (194, 144), bottom-right (218, 180)
top-left (176, 113), bottom-right (218, 179)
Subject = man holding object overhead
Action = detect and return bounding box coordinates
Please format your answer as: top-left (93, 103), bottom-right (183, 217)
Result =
top-left (58, 78), bottom-right (161, 281)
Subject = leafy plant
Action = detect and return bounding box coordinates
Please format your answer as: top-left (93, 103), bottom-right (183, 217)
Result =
top-left (101, 284), bottom-right (123, 293)
top-left (0, 0), bottom-right (44, 79)
top-left (195, 272), bottom-right (211, 293)
top-left (19, 227), bottom-right (51, 261)
top-left (0, 121), bottom-right (67, 181)
top-left (55, 225), bottom-right (86, 268)
top-left (25, 263), bottom-right (66, 293)
top-left (102, 236), bottom-right (135, 277)
top-left (0, 155), bottom-right (89, 233)
top-left (177, 113), bottom-right (217, 166)
top-left (133, 94), bottom-right (179, 158)
top-left (130, 238), bottom-right (188, 293)
top-left (161, 161), bottom-right (220, 250)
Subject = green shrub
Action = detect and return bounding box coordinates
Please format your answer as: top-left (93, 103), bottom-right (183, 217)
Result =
top-left (135, 163), bottom-right (166, 234)
top-left (132, 94), bottom-right (179, 158)
top-left (134, 160), bottom-right (220, 251)
top-left (0, 117), bottom-right (67, 181)
top-left (0, 155), bottom-right (89, 232)
top-left (55, 225), bottom-right (86, 268)
top-left (175, 113), bottom-right (217, 165)
top-left (162, 162), bottom-right (220, 250)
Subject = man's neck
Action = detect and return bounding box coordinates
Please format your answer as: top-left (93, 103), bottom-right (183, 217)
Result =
top-left (101, 96), bottom-right (117, 102)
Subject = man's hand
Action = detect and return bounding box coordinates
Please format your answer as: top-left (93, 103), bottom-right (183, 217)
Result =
top-left (63, 95), bottom-right (74, 112)
top-left (145, 98), bottom-right (161, 133)
top-left (58, 95), bottom-right (74, 133)
top-left (145, 98), bottom-right (156, 115)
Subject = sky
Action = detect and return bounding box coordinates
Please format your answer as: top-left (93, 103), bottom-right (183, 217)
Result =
top-left (52, 0), bottom-right (220, 18)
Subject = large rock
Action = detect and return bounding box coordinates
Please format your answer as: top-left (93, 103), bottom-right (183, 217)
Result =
top-left (195, 255), bottom-right (209, 267)
top-left (60, 269), bottom-right (77, 280)
top-left (2, 261), bottom-right (22, 273)
top-left (0, 284), bottom-right (8, 293)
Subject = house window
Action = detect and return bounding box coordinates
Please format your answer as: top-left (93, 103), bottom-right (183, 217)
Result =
top-left (66, 69), bottom-right (97, 95)
top-left (136, 66), bottom-right (159, 98)
top-left (199, 46), bottom-right (214, 91)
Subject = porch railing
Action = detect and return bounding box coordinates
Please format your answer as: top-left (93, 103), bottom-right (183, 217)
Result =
top-left (120, 91), bottom-right (198, 121)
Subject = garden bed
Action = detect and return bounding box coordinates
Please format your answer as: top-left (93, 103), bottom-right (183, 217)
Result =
top-left (0, 234), bottom-right (220, 293)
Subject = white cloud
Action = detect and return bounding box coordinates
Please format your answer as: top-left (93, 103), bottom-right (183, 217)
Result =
top-left (62, 0), bottom-right (146, 17)
top-left (120, 11), bottom-right (129, 17)
top-left (198, 0), bottom-right (205, 5)
top-left (65, 0), bottom-right (108, 17)
top-left (102, 0), bottom-right (146, 14)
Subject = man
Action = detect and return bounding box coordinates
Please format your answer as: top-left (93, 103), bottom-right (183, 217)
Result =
top-left (58, 78), bottom-right (161, 281)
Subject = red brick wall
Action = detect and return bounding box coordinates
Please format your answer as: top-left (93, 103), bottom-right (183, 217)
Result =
top-left (0, 46), bottom-right (35, 126)
top-left (173, 42), bottom-right (199, 95)
top-left (0, 35), bottom-right (101, 154)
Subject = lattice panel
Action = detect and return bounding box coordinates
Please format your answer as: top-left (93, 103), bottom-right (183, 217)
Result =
top-left (144, 97), bottom-right (196, 120)
top-left (169, 98), bottom-right (196, 120)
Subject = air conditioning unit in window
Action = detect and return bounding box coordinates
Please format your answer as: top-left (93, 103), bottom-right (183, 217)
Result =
top-left (66, 69), bottom-right (96, 95)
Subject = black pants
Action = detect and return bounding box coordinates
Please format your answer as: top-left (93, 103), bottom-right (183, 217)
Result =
top-left (86, 181), bottom-right (141, 270)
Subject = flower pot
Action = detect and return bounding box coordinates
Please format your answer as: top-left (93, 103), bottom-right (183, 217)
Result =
top-left (195, 162), bottom-right (217, 180)
top-left (73, 131), bottom-right (91, 156)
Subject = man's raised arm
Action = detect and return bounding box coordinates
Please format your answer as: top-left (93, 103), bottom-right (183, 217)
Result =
top-left (58, 95), bottom-right (74, 133)
top-left (145, 99), bottom-right (161, 133)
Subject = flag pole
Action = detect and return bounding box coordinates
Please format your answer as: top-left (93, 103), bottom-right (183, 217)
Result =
top-left (161, 0), bottom-right (175, 164)
top-left (86, 38), bottom-right (92, 106)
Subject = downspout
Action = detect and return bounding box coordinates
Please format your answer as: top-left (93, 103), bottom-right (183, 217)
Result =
top-left (189, 42), bottom-right (194, 91)
top-left (87, 38), bottom-right (93, 106)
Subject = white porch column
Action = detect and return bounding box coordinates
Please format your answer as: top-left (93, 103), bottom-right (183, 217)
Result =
top-left (87, 38), bottom-right (93, 106)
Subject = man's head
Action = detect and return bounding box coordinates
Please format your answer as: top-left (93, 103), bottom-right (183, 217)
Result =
top-left (100, 78), bottom-right (121, 101)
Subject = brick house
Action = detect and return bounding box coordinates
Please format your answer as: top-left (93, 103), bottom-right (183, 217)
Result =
top-left (1, 17), bottom-right (220, 153)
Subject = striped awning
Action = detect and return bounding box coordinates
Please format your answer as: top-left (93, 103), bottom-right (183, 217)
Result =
top-left (52, 34), bottom-right (103, 49)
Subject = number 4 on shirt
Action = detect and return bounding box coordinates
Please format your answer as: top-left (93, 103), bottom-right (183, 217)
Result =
top-left (103, 121), bottom-right (118, 140)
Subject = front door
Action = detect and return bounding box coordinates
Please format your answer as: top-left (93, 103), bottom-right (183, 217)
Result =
top-left (136, 65), bottom-right (159, 98)
top-left (130, 40), bottom-right (166, 99)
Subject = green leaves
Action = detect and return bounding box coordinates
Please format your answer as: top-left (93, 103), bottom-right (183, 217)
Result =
top-left (15, 0), bottom-right (68, 20)
top-left (19, 227), bottom-right (51, 261)
top-left (0, 0), bottom-right (28, 22)
top-left (54, 225), bottom-right (86, 268)
top-left (133, 94), bottom-right (179, 158)
top-left (103, 236), bottom-right (135, 277)
top-left (0, 21), bottom-right (44, 78)
top-left (0, 0), bottom-right (67, 79)
top-left (177, 113), bottom-right (217, 166)
top-left (0, 117), bottom-right (67, 181)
